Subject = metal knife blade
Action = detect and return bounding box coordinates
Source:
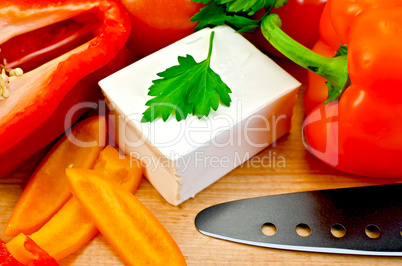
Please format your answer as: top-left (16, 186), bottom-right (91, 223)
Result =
top-left (195, 184), bottom-right (402, 256)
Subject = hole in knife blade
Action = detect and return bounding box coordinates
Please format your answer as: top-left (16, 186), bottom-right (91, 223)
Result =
top-left (331, 224), bottom-right (346, 238)
top-left (262, 223), bottom-right (277, 236)
top-left (365, 225), bottom-right (380, 239)
top-left (296, 224), bottom-right (311, 237)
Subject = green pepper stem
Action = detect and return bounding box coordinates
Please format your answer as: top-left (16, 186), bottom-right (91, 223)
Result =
top-left (261, 14), bottom-right (349, 97)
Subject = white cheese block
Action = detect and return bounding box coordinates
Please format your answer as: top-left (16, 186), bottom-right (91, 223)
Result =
top-left (99, 26), bottom-right (300, 206)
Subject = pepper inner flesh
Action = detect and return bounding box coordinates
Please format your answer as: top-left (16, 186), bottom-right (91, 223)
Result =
top-left (0, 8), bottom-right (103, 122)
top-left (0, 10), bottom-right (100, 73)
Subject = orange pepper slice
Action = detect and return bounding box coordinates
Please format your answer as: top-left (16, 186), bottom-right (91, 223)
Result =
top-left (4, 116), bottom-right (106, 237)
top-left (6, 146), bottom-right (143, 264)
top-left (65, 168), bottom-right (186, 266)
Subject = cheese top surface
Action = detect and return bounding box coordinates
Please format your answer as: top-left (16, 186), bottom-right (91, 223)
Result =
top-left (99, 26), bottom-right (300, 161)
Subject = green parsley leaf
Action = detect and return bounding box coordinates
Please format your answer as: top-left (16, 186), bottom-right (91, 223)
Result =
top-left (226, 14), bottom-right (260, 32)
top-left (191, 1), bottom-right (260, 32)
top-left (274, 0), bottom-right (289, 9)
top-left (191, 0), bottom-right (212, 3)
top-left (141, 31), bottom-right (232, 123)
top-left (216, 0), bottom-right (276, 15)
top-left (190, 0), bottom-right (285, 32)
top-left (191, 2), bottom-right (227, 31)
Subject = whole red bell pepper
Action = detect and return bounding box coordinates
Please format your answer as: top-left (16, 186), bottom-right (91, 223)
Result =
top-left (261, 0), bottom-right (402, 178)
top-left (0, 0), bottom-right (131, 178)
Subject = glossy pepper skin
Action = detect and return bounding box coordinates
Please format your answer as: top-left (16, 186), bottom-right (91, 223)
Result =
top-left (0, 0), bottom-right (131, 178)
top-left (305, 0), bottom-right (402, 113)
top-left (261, 1), bottom-right (402, 178)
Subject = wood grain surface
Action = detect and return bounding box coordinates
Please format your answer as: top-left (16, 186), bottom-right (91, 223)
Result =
top-left (1, 59), bottom-right (401, 265)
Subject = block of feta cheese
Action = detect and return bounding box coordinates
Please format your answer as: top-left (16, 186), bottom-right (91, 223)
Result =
top-left (99, 26), bottom-right (300, 206)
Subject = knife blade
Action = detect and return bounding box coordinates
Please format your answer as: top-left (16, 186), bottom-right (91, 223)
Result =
top-left (195, 184), bottom-right (402, 256)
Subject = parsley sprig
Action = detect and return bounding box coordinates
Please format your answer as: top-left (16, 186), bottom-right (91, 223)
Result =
top-left (190, 0), bottom-right (289, 32)
top-left (141, 31), bottom-right (232, 123)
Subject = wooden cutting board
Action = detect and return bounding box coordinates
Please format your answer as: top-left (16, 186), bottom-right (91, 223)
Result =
top-left (1, 59), bottom-right (401, 265)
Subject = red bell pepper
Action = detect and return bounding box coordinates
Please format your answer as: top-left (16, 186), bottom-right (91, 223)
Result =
top-left (1, 238), bottom-right (58, 265)
top-left (261, 1), bottom-right (402, 177)
top-left (305, 0), bottom-right (402, 113)
top-left (22, 237), bottom-right (58, 266)
top-left (0, 0), bottom-right (131, 178)
top-left (1, 239), bottom-right (22, 265)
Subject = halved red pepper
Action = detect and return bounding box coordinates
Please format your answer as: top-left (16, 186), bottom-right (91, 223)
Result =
top-left (0, 0), bottom-right (131, 178)
top-left (261, 1), bottom-right (402, 177)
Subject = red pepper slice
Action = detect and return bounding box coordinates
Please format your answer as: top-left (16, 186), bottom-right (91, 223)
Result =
top-left (23, 237), bottom-right (58, 266)
top-left (1, 238), bottom-right (58, 266)
top-left (1, 239), bottom-right (23, 265)
top-left (0, 0), bottom-right (131, 178)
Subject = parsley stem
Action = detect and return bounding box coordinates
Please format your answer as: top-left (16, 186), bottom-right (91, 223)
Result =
top-left (207, 31), bottom-right (215, 62)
